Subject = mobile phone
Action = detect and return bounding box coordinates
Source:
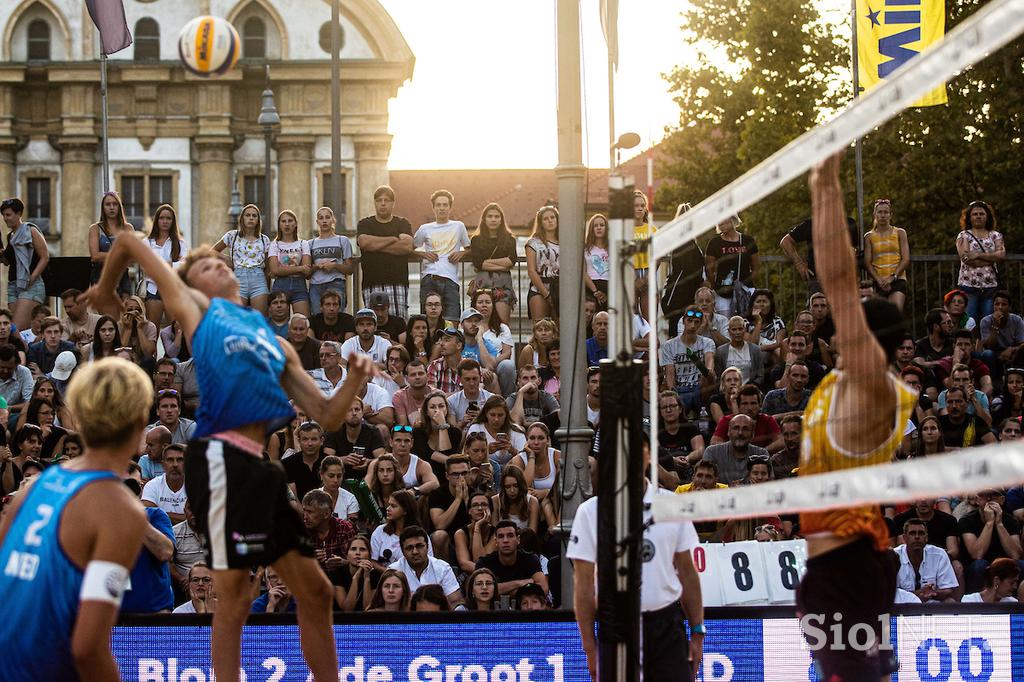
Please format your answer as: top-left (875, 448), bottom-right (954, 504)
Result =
top-left (353, 446), bottom-right (366, 459)
top-left (468, 401), bottom-right (478, 410)
top-left (497, 432), bottom-right (508, 440)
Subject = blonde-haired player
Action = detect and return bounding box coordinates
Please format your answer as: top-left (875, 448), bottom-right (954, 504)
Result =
top-left (0, 358), bottom-right (152, 681)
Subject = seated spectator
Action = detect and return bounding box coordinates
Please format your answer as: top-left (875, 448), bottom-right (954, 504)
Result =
top-left (118, 296), bottom-right (158, 365)
top-left (411, 584), bottom-right (451, 611)
top-left (159, 320), bottom-right (189, 362)
top-left (8, 424), bottom-right (42, 477)
top-left (714, 315), bottom-right (765, 387)
top-left (770, 331), bottom-right (826, 390)
top-left (935, 330), bottom-right (992, 397)
top-left (266, 291), bottom-right (291, 337)
top-left (476, 521), bottom-right (548, 597)
top-left (447, 359), bottom-right (493, 428)
top-left (122, 478), bottom-right (175, 614)
top-left (703, 414), bottom-right (770, 485)
top-left (400, 314), bottom-right (437, 365)
top-left (413, 390), bottom-right (463, 479)
top-left (585, 366), bottom-right (601, 427)
top-left (393, 359), bottom-right (435, 426)
top-left (173, 357), bottom-right (200, 418)
top-left (367, 292), bottom-right (405, 342)
top-left (61, 432), bottom-right (83, 460)
top-left (660, 305), bottom-right (715, 416)
top-left (737, 453), bottom-right (773, 486)
top-left (491, 466), bottom-right (539, 534)
top-left (340, 377), bottom-right (394, 431)
top-left (913, 415), bottom-right (946, 457)
top-left (894, 518), bottom-right (959, 602)
top-left (674, 461), bottom-right (727, 542)
top-left (586, 311), bottom-right (609, 367)
top-left (991, 368), bottom-right (1024, 426)
top-left (467, 396), bottom-right (526, 466)
top-left (507, 365), bottom-right (559, 429)
top-left (151, 357), bottom-right (178, 395)
top-left (710, 384), bottom-right (783, 452)
top-left (149, 389), bottom-right (196, 445)
top-left (26, 317), bottom-right (77, 378)
top-left (391, 526), bottom-right (463, 609)
top-left (944, 289), bottom-right (976, 332)
top-left (914, 308), bottom-right (955, 375)
top-left (938, 387), bottom-right (995, 448)
top-left (998, 417), bottom-right (1022, 442)
top-left (507, 422), bottom-right (560, 499)
top-left (936, 363), bottom-right (992, 425)
top-left (371, 489), bottom-right (432, 564)
top-left (894, 334), bottom-right (937, 395)
top-left (287, 314), bottom-right (321, 371)
top-left (428, 455), bottom-right (473, 562)
top-left (427, 329), bottom-right (465, 394)
top-left (516, 582), bottom-right (550, 611)
top-left (283, 421), bottom-right (329, 500)
top-left (59, 287), bottom-right (100, 349)
top-left (961, 558), bottom-right (1020, 603)
top-left (807, 292), bottom-right (834, 346)
top-left (707, 366), bottom-right (742, 425)
top-left (657, 390), bottom-right (704, 480)
top-left (0, 309), bottom-right (28, 363)
top-left (340, 308), bottom-right (391, 369)
top-left (141, 443), bottom-right (187, 524)
top-left (471, 288), bottom-right (517, 395)
top-left (317, 455), bottom-right (361, 523)
top-left (251, 566), bottom-right (297, 614)
top-left (459, 308), bottom-right (501, 394)
top-left (365, 453), bottom-right (405, 511)
top-left (454, 490), bottom-right (499, 574)
top-left (308, 341), bottom-right (347, 395)
top-left (365, 426), bottom-right (439, 498)
top-left (373, 344), bottom-right (410, 399)
top-left (761, 361), bottom-right (811, 417)
top-left (959, 487), bottom-right (1023, 593)
top-left (335, 535), bottom-right (381, 612)
top-left (745, 289), bottom-right (786, 359)
top-left (979, 291), bottom-right (1024, 373)
top-left (675, 287), bottom-right (728, 345)
top-left (539, 345), bottom-right (561, 401)
top-left (302, 489), bottom-right (357, 586)
top-left (367, 568), bottom-right (411, 612)
top-left (267, 404), bottom-right (304, 462)
top-left (18, 303), bottom-right (49, 346)
top-left (324, 400), bottom-right (385, 480)
top-left (718, 455), bottom-right (783, 542)
top-left (463, 432), bottom-right (500, 494)
top-left (463, 567), bottom-right (498, 611)
top-left (171, 502), bottom-right (206, 589)
top-left (46, 350), bottom-right (77, 397)
top-left (900, 366), bottom-right (936, 429)
top-left (894, 499), bottom-right (960, 571)
top-left (0, 343), bottom-right (33, 419)
top-left (173, 562), bottom-right (216, 614)
top-left (788, 310), bottom-right (834, 369)
top-left (518, 318), bottom-right (558, 371)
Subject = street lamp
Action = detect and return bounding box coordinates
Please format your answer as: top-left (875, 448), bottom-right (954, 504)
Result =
top-left (227, 170), bottom-right (243, 229)
top-left (257, 65), bottom-right (281, 231)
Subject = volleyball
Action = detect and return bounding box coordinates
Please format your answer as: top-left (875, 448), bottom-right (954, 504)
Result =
top-left (177, 16), bottom-right (240, 78)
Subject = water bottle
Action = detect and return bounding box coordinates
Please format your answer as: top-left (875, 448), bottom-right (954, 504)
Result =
top-left (722, 270), bottom-right (735, 287)
top-left (343, 478), bottom-right (383, 527)
top-left (698, 407), bottom-right (710, 436)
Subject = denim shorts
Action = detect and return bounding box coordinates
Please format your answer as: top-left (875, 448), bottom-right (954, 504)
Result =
top-left (236, 266), bottom-right (270, 300)
top-left (7, 278), bottom-right (46, 304)
top-left (271, 275), bottom-right (309, 304)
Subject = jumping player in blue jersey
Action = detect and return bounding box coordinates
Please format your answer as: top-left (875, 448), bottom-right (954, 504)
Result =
top-left (0, 357), bottom-right (152, 681)
top-left (84, 233), bottom-right (374, 682)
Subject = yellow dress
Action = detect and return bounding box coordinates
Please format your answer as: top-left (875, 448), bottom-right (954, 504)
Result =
top-left (798, 370), bottom-right (916, 551)
top-left (865, 228), bottom-right (904, 280)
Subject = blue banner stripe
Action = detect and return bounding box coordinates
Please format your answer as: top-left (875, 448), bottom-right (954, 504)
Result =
top-left (886, 11), bottom-right (922, 24)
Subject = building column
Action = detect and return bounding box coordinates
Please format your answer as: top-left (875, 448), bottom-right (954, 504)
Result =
top-left (195, 138), bottom-right (233, 247)
top-left (0, 143), bottom-right (14, 200)
top-left (353, 135), bottom-right (392, 225)
top-left (277, 136), bottom-right (315, 232)
top-left (59, 138), bottom-right (98, 257)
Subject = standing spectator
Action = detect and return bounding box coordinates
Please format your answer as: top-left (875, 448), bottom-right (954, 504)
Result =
top-left (309, 289), bottom-right (355, 343)
top-left (27, 317), bottom-right (76, 378)
top-left (368, 292), bottom-right (405, 341)
top-left (60, 288), bottom-right (100, 351)
top-left (357, 185), bottom-right (414, 319)
top-left (979, 291), bottom-right (1024, 374)
top-left (711, 384), bottom-right (783, 452)
top-left (660, 305), bottom-right (715, 416)
top-left (393, 359), bottom-right (436, 426)
top-left (392, 526), bottom-right (464, 608)
top-left (937, 387), bottom-right (995, 448)
top-left (415, 190), bottom-right (470, 321)
top-left (714, 315), bottom-right (765, 387)
top-left (518, 318), bottom-right (559, 371)
top-left (213, 204), bottom-right (271, 315)
top-left (955, 200), bottom-right (1005, 324)
top-left (915, 308), bottom-right (955, 374)
top-left (770, 415), bottom-right (802, 478)
top-left (779, 214), bottom-right (859, 295)
top-left (141, 444), bottom-right (187, 524)
top-left (702, 414), bottom-right (769, 485)
top-left (583, 213), bottom-right (611, 309)
top-left (268, 209), bottom-right (312, 317)
top-left (266, 291), bottom-right (291, 337)
top-left (944, 289), bottom-right (976, 332)
top-left (470, 289), bottom-right (517, 395)
top-left (586, 311), bottom-right (609, 367)
top-left (308, 206), bottom-right (353, 314)
top-left (893, 519), bottom-right (958, 603)
top-left (476, 521), bottom-right (548, 597)
top-left (428, 454), bottom-right (473, 562)
top-left (171, 502), bottom-right (206, 588)
top-left (447, 359), bottom-right (493, 427)
top-left (340, 308), bottom-right (390, 369)
top-left (959, 487), bottom-right (1023, 592)
top-left (144, 204), bottom-right (188, 325)
top-left (525, 206), bottom-right (561, 321)
top-left (507, 365), bottom-right (559, 429)
top-left (308, 341), bottom-right (347, 396)
top-left (631, 191), bottom-right (655, 279)
top-left (149, 390), bottom-right (196, 445)
top-left (173, 563), bottom-right (216, 614)
top-left (324, 401), bottom-right (386, 480)
top-left (302, 489), bottom-right (357, 586)
top-left (287, 314), bottom-right (321, 371)
top-left (862, 199), bottom-right (910, 310)
top-left (745, 289), bottom-right (786, 360)
top-left (427, 329), bottom-right (465, 394)
top-left (121, 484), bottom-right (176, 614)
top-left (317, 456), bottom-right (362, 523)
top-left (469, 202), bottom-right (518, 325)
top-left (283, 421), bottom-right (329, 500)
top-left (762, 361), bottom-right (811, 417)
top-left (85, 193), bottom-right (130, 299)
top-left (704, 215), bottom-right (758, 317)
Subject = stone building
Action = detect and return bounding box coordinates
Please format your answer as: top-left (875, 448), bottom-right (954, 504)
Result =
top-left (0, 0), bottom-right (414, 257)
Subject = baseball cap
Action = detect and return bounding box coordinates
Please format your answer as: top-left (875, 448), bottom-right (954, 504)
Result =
top-left (354, 308), bottom-right (377, 323)
top-left (50, 351), bottom-right (78, 381)
top-left (440, 328), bottom-right (464, 342)
top-left (368, 292), bottom-right (390, 308)
top-left (460, 307), bottom-right (483, 323)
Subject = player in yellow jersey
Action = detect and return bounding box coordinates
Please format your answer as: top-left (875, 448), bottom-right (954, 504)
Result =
top-left (795, 154), bottom-right (917, 682)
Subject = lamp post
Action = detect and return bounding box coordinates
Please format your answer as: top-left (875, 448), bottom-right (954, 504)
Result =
top-left (257, 65), bottom-right (280, 230)
top-left (227, 170), bottom-right (243, 229)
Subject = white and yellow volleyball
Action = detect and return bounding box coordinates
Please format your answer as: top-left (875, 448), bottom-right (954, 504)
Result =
top-left (177, 16), bottom-right (240, 78)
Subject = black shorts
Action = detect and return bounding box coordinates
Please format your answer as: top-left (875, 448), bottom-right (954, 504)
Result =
top-left (875, 278), bottom-right (908, 296)
top-left (185, 438), bottom-right (313, 570)
top-left (796, 537), bottom-right (898, 681)
top-left (642, 603), bottom-right (693, 682)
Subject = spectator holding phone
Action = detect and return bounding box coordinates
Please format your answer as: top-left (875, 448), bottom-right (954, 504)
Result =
top-left (447, 359), bottom-right (494, 428)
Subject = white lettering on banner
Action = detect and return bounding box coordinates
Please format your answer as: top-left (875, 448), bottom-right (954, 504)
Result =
top-left (701, 653), bottom-right (735, 682)
top-left (897, 615), bottom-right (1011, 682)
top-left (408, 655), bottom-right (544, 682)
top-left (338, 656), bottom-right (394, 681)
top-left (655, 443), bottom-right (1024, 524)
top-left (137, 660), bottom-right (231, 682)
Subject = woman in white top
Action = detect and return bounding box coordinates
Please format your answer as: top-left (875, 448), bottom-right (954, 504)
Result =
top-left (490, 466), bottom-right (539, 534)
top-left (508, 422), bottom-right (560, 500)
top-left (144, 204), bottom-right (188, 325)
top-left (268, 209), bottom-right (312, 317)
top-left (317, 455), bottom-right (360, 523)
top-left (525, 206), bottom-right (561, 321)
top-left (471, 288), bottom-right (516, 395)
top-left (583, 213), bottom-right (610, 309)
top-left (369, 489), bottom-right (433, 564)
top-left (961, 558), bottom-right (1020, 603)
top-left (212, 204), bottom-right (272, 314)
top-left (466, 396), bottom-right (526, 466)
top-left (307, 206), bottom-right (354, 315)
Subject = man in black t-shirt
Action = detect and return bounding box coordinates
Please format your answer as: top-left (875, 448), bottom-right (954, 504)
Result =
top-left (476, 520), bottom-right (548, 598)
top-left (938, 387), bottom-right (995, 448)
top-left (894, 499), bottom-right (960, 558)
top-left (958, 487), bottom-right (1024, 592)
top-left (310, 289), bottom-right (355, 343)
top-left (324, 398), bottom-right (386, 479)
top-left (656, 390), bottom-right (702, 482)
top-left (356, 185), bottom-right (415, 319)
top-left (428, 455), bottom-right (472, 563)
top-left (779, 216), bottom-right (859, 295)
top-left (367, 291), bottom-right (406, 341)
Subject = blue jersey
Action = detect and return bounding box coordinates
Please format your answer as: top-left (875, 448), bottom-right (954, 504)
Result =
top-left (0, 466), bottom-right (119, 682)
top-left (192, 297), bottom-right (295, 438)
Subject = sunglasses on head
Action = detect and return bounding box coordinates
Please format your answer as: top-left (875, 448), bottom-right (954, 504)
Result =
top-left (392, 425), bottom-right (413, 434)
top-left (685, 310), bottom-right (704, 319)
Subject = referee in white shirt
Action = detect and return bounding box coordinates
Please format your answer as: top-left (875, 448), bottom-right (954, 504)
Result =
top-left (568, 439), bottom-right (704, 681)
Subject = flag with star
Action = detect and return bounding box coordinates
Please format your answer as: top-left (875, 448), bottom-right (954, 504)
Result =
top-left (856, 0), bottom-right (947, 106)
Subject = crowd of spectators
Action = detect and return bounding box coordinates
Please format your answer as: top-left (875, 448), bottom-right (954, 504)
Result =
top-left (0, 190), bottom-right (1020, 611)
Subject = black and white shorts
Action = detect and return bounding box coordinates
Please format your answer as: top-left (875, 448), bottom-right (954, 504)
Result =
top-left (185, 438), bottom-right (313, 571)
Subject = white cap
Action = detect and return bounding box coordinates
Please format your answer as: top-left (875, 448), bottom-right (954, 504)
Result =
top-left (50, 350), bottom-right (78, 381)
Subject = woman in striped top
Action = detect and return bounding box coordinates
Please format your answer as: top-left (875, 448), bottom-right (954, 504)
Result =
top-left (863, 198), bottom-right (910, 311)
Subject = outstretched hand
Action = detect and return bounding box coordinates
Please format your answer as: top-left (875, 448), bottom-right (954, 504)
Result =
top-left (347, 353), bottom-right (376, 380)
top-left (78, 285), bottom-right (122, 319)
top-left (809, 151), bottom-right (844, 189)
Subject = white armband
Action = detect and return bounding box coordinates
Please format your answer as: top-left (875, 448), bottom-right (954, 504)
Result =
top-left (80, 560), bottom-right (130, 607)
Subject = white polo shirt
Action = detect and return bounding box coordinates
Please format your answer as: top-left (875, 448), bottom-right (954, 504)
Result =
top-left (894, 544), bottom-right (958, 595)
top-left (340, 334), bottom-right (392, 366)
top-left (391, 554), bottom-right (460, 596)
top-left (332, 381), bottom-right (393, 415)
top-left (567, 485), bottom-right (699, 612)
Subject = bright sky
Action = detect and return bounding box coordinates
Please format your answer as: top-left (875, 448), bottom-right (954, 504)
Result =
top-left (379, 0), bottom-right (692, 170)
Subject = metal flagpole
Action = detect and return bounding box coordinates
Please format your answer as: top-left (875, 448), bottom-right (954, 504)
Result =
top-left (100, 53), bottom-right (110, 193)
top-left (852, 0), bottom-right (865, 235)
top-left (331, 0), bottom-right (344, 231)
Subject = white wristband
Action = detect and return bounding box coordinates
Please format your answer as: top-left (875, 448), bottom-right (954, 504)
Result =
top-left (80, 560), bottom-right (130, 607)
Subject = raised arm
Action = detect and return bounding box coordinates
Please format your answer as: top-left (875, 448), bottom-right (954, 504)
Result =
top-left (280, 348), bottom-right (373, 432)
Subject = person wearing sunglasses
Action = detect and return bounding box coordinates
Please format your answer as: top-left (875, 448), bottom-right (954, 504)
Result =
top-left (659, 305), bottom-right (716, 418)
top-left (365, 425), bottom-right (438, 499)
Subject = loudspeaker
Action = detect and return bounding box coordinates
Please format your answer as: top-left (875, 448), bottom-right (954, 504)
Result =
top-left (42, 257), bottom-right (92, 298)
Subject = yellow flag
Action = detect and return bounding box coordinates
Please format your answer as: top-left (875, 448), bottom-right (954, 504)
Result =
top-left (856, 0), bottom-right (947, 107)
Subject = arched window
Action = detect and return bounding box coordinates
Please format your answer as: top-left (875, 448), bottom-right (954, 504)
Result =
top-left (134, 18), bottom-right (160, 61)
top-left (243, 17), bottom-right (266, 59)
top-left (26, 19), bottom-right (50, 61)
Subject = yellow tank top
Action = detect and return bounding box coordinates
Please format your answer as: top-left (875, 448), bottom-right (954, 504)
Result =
top-left (866, 228), bottom-right (904, 279)
top-left (633, 223), bottom-right (655, 270)
top-left (798, 370), bottom-right (916, 551)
